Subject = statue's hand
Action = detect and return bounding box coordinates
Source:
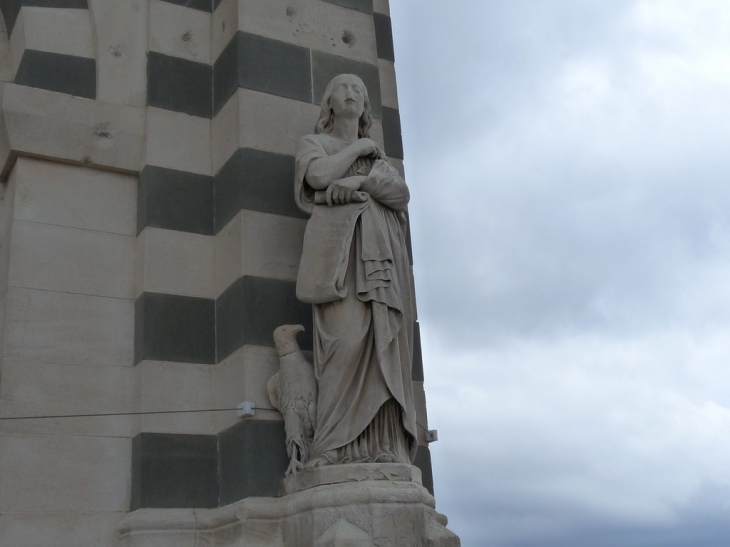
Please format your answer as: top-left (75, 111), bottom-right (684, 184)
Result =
top-left (326, 177), bottom-right (362, 206)
top-left (355, 138), bottom-right (385, 159)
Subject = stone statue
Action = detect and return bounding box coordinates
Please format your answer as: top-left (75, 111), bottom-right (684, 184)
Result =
top-left (268, 324), bottom-right (318, 476)
top-left (270, 73), bottom-right (417, 471)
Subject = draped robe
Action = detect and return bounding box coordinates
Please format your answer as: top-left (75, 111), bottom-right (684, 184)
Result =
top-left (294, 133), bottom-right (417, 464)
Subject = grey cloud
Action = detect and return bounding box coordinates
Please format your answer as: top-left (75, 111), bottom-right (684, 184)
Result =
top-left (391, 2), bottom-right (730, 546)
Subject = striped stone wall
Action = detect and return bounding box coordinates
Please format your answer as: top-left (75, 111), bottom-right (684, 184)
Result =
top-left (0, 0), bottom-right (432, 543)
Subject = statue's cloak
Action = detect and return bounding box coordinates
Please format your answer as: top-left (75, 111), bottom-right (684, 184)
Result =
top-left (294, 133), bottom-right (417, 462)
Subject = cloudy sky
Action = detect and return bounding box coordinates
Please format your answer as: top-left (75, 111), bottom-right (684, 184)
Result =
top-left (389, 1), bottom-right (730, 545)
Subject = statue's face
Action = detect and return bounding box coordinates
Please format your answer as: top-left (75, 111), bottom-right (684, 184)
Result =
top-left (328, 75), bottom-right (366, 119)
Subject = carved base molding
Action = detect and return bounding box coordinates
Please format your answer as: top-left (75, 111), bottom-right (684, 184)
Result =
top-left (117, 463), bottom-right (460, 547)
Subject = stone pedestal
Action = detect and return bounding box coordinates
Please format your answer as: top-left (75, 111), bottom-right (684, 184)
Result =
top-left (117, 464), bottom-right (460, 547)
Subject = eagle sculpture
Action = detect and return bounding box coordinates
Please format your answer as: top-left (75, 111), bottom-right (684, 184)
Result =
top-left (267, 324), bottom-right (318, 476)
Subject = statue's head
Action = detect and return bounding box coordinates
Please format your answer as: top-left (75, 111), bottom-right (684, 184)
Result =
top-left (315, 74), bottom-right (373, 138)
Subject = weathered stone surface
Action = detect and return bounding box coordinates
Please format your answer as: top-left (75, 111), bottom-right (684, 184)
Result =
top-left (0, 433), bottom-right (131, 512)
top-left (0, 358), bottom-right (133, 438)
top-left (237, 0), bottom-right (378, 65)
top-left (282, 462), bottom-right (422, 495)
top-left (137, 165), bottom-right (214, 235)
top-left (214, 344), bottom-right (284, 433)
top-left (116, 463), bottom-right (460, 547)
top-left (0, 83), bottom-right (145, 179)
top-left (147, 52), bottom-right (212, 118)
top-left (146, 106), bottom-right (211, 176)
top-left (378, 58), bottom-right (398, 109)
top-left (5, 286), bottom-right (134, 367)
top-left (13, 158), bottom-right (136, 235)
top-left (131, 432), bottom-right (218, 510)
top-left (149, 0), bottom-right (211, 64)
top-left (212, 0), bottom-right (238, 62)
top-left (134, 291), bottom-right (216, 365)
top-left (316, 519), bottom-right (371, 547)
top-left (9, 219), bottom-right (135, 298)
top-left (133, 360), bottom-right (216, 435)
top-left (90, 0), bottom-right (149, 107)
top-left (9, 7), bottom-right (94, 75)
top-left (373, 0), bottom-right (389, 15)
top-left (0, 513), bottom-right (124, 547)
top-left (135, 227), bottom-right (215, 299)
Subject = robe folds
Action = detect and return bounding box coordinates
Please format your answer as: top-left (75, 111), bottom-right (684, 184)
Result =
top-left (295, 133), bottom-right (417, 464)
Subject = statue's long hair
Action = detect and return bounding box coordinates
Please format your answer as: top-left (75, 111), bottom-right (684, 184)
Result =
top-left (314, 74), bottom-right (373, 138)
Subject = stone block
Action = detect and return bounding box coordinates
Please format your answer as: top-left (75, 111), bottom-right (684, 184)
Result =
top-left (211, 0), bottom-right (238, 62)
top-left (0, 229), bottom-right (10, 300)
top-left (0, 358), bottom-right (133, 437)
top-left (90, 0), bottom-right (149, 107)
top-left (213, 211), bottom-right (243, 298)
top-left (211, 25), bottom-right (239, 112)
top-left (373, 12), bottom-right (394, 62)
top-left (135, 227), bottom-right (215, 299)
top-left (8, 220), bottom-right (135, 298)
top-left (14, 50), bottom-right (96, 99)
top-left (0, 292), bottom-right (7, 356)
top-left (214, 88), bottom-right (321, 176)
top-left (162, 0), bottom-right (213, 11)
top-left (4, 287), bottom-right (134, 366)
top-left (283, 463), bottom-right (422, 495)
top-left (240, 209), bottom-right (307, 283)
top-left (237, 0), bottom-right (377, 65)
top-left (137, 166), bottom-right (214, 235)
top-left (1, 84), bottom-right (145, 178)
top-left (373, 0), bottom-right (389, 15)
top-left (131, 432), bottom-right (218, 509)
top-left (2, 1), bottom-right (90, 37)
top-left (413, 445), bottom-right (434, 496)
top-left (213, 31), bottom-right (312, 114)
top-left (316, 520), bottom-right (371, 547)
top-left (119, 527), bottom-right (198, 547)
top-left (378, 59), bottom-right (398, 109)
top-left (13, 158), bottom-right (136, 235)
top-left (218, 418), bottom-right (289, 503)
top-left (321, 0), bottom-right (373, 15)
top-left (382, 105), bottom-right (403, 159)
top-left (238, 88), bottom-right (321, 157)
top-left (147, 52), bottom-right (212, 118)
top-left (215, 275), bottom-right (312, 361)
top-left (133, 360), bottom-right (216, 435)
top-left (211, 91), bottom-right (239, 174)
top-left (149, 0), bottom-right (211, 64)
top-left (134, 292), bottom-right (216, 365)
top-left (370, 117), bottom-right (384, 148)
top-left (214, 148), bottom-right (304, 232)
top-left (412, 320), bottom-right (424, 381)
top-left (413, 380), bottom-right (429, 444)
top-left (9, 7), bottom-right (94, 74)
top-left (214, 344), bottom-right (283, 432)
top-left (0, 232), bottom-right (12, 297)
top-left (0, 512), bottom-right (124, 547)
top-left (0, 432), bottom-right (131, 512)
top-left (0, 164), bottom-right (16, 242)
top-left (146, 107), bottom-right (211, 176)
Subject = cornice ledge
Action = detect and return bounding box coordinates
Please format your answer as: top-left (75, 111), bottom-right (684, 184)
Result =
top-left (0, 82), bottom-right (145, 181)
